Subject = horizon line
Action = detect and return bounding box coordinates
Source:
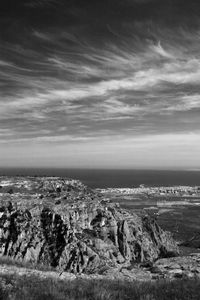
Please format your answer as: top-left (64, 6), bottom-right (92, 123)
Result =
top-left (0, 166), bottom-right (200, 172)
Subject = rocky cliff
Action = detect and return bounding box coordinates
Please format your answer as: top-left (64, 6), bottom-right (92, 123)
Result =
top-left (0, 177), bottom-right (179, 274)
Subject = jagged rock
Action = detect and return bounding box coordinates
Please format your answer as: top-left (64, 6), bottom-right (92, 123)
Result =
top-left (0, 177), bottom-right (179, 275)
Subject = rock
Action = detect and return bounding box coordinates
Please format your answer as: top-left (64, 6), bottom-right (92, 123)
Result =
top-left (151, 253), bottom-right (200, 279)
top-left (0, 176), bottom-right (179, 275)
top-left (102, 266), bottom-right (152, 281)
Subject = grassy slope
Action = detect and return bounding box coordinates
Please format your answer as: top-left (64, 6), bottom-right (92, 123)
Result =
top-left (0, 258), bottom-right (199, 299)
top-left (0, 272), bottom-right (200, 300)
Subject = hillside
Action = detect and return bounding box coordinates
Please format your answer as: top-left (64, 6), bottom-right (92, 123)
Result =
top-left (0, 176), bottom-right (179, 278)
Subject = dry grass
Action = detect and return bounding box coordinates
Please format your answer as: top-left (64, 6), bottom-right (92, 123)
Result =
top-left (0, 272), bottom-right (199, 300)
top-left (0, 256), bottom-right (55, 272)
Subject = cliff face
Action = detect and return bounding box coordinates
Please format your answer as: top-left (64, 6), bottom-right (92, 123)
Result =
top-left (0, 177), bottom-right (179, 274)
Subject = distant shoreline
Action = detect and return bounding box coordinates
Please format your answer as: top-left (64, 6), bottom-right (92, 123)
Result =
top-left (0, 169), bottom-right (200, 189)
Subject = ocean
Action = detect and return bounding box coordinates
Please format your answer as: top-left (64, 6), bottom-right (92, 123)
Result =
top-left (0, 168), bottom-right (200, 188)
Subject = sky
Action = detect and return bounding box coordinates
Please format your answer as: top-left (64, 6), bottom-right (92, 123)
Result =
top-left (0, 0), bottom-right (200, 169)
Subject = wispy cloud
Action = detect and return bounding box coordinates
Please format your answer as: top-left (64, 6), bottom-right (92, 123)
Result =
top-left (1, 1), bottom-right (200, 167)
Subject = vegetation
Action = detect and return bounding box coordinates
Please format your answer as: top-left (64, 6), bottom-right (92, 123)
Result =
top-left (0, 256), bottom-right (55, 272)
top-left (0, 272), bottom-right (199, 300)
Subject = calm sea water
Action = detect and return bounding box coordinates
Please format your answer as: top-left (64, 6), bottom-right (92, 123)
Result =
top-left (0, 168), bottom-right (200, 188)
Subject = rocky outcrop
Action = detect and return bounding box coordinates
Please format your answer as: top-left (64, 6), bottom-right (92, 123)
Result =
top-left (0, 177), bottom-right (179, 275)
top-left (150, 253), bottom-right (200, 280)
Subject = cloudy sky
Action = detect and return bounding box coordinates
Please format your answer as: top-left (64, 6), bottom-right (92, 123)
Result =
top-left (0, 0), bottom-right (200, 169)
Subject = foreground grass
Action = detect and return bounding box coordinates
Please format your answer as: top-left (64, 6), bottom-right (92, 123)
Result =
top-left (0, 273), bottom-right (200, 300)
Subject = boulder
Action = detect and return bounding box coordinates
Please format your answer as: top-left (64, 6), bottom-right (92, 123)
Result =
top-left (151, 253), bottom-right (200, 279)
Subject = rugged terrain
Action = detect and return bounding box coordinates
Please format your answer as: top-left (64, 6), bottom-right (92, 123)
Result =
top-left (100, 186), bottom-right (200, 255)
top-left (0, 176), bottom-right (181, 279)
top-left (0, 176), bottom-right (200, 282)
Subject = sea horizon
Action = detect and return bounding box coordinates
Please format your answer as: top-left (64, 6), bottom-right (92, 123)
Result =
top-left (0, 167), bottom-right (200, 189)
